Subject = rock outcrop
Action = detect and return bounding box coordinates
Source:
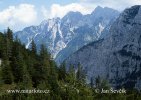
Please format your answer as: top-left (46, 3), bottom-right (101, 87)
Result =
top-left (65, 5), bottom-right (141, 90)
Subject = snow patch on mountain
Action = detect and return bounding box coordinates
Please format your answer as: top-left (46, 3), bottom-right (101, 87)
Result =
top-left (14, 6), bottom-right (119, 62)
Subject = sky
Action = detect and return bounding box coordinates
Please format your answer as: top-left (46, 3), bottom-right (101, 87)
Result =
top-left (0, 0), bottom-right (141, 31)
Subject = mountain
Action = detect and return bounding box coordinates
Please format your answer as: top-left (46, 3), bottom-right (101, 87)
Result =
top-left (65, 5), bottom-right (141, 90)
top-left (55, 6), bottom-right (119, 64)
top-left (14, 6), bottom-right (119, 62)
top-left (14, 18), bottom-right (66, 58)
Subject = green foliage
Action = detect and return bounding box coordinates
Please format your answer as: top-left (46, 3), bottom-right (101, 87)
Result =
top-left (58, 62), bottom-right (67, 81)
top-left (0, 28), bottom-right (141, 100)
top-left (31, 40), bottom-right (37, 55)
top-left (1, 60), bottom-right (13, 84)
top-left (76, 63), bottom-right (86, 83)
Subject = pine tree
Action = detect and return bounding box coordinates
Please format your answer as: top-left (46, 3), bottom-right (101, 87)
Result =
top-left (1, 29), bottom-right (14, 84)
top-left (21, 63), bottom-right (32, 88)
top-left (30, 44), bottom-right (50, 87)
top-left (49, 60), bottom-right (59, 93)
top-left (90, 77), bottom-right (94, 88)
top-left (76, 63), bottom-right (86, 84)
top-left (14, 53), bottom-right (25, 83)
top-left (0, 28), bottom-right (116, 99)
top-left (40, 44), bottom-right (51, 78)
top-left (7, 27), bottom-right (13, 41)
top-left (39, 44), bottom-right (50, 84)
top-left (58, 62), bottom-right (66, 81)
top-left (1, 60), bottom-right (13, 84)
top-left (66, 64), bottom-right (76, 85)
top-left (5, 28), bottom-right (13, 60)
top-left (40, 44), bottom-right (50, 59)
top-left (0, 33), bottom-right (4, 58)
top-left (31, 39), bottom-right (36, 55)
top-left (95, 75), bottom-right (101, 88)
top-left (10, 39), bottom-right (24, 83)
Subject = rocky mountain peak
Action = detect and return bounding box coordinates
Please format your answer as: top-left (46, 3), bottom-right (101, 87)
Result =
top-left (119, 5), bottom-right (141, 25)
top-left (61, 11), bottom-right (83, 27)
top-left (93, 6), bottom-right (103, 13)
top-left (65, 11), bottom-right (83, 17)
top-left (92, 6), bottom-right (119, 17)
top-left (14, 6), bottom-right (119, 65)
top-left (65, 5), bottom-right (141, 90)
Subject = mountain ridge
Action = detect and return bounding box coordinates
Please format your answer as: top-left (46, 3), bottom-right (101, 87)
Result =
top-left (65, 5), bottom-right (141, 90)
top-left (14, 6), bottom-right (119, 63)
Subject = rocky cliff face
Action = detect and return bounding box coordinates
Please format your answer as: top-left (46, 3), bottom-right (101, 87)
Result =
top-left (14, 6), bottom-right (119, 61)
top-left (65, 5), bottom-right (141, 90)
top-left (55, 7), bottom-right (119, 64)
top-left (14, 18), bottom-right (66, 58)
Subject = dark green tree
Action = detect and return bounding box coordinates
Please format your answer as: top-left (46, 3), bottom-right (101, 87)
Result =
top-left (1, 60), bottom-right (13, 84)
top-left (5, 28), bottom-right (13, 60)
top-left (31, 39), bottom-right (36, 55)
top-left (95, 75), bottom-right (101, 88)
top-left (90, 77), bottom-right (94, 88)
top-left (66, 64), bottom-right (76, 85)
top-left (58, 62), bottom-right (67, 81)
top-left (76, 63), bottom-right (86, 83)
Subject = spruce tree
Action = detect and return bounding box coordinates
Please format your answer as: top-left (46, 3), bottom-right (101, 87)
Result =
top-left (66, 64), bottom-right (76, 85)
top-left (49, 60), bottom-right (59, 93)
top-left (7, 27), bottom-right (13, 41)
top-left (90, 77), bottom-right (94, 88)
top-left (1, 60), bottom-right (13, 84)
top-left (10, 38), bottom-right (24, 83)
top-left (1, 29), bottom-right (14, 84)
top-left (58, 62), bottom-right (66, 81)
top-left (31, 39), bottom-right (36, 55)
top-left (95, 76), bottom-right (101, 88)
top-left (5, 28), bottom-right (13, 60)
top-left (76, 63), bottom-right (85, 84)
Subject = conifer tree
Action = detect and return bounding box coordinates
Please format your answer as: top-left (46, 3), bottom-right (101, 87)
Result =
top-left (1, 60), bottom-right (13, 84)
top-left (90, 77), bottom-right (94, 88)
top-left (58, 62), bottom-right (66, 81)
top-left (49, 60), bottom-right (59, 93)
top-left (76, 63), bottom-right (86, 83)
top-left (31, 39), bottom-right (36, 55)
top-left (10, 38), bottom-right (24, 83)
top-left (1, 29), bottom-right (13, 84)
top-left (5, 28), bottom-right (13, 60)
top-left (7, 27), bottom-right (13, 41)
top-left (39, 44), bottom-right (50, 83)
top-left (95, 75), bottom-right (101, 88)
top-left (66, 64), bottom-right (76, 85)
top-left (22, 63), bottom-right (32, 88)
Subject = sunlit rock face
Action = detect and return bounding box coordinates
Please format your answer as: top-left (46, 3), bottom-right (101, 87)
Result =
top-left (65, 5), bottom-right (141, 90)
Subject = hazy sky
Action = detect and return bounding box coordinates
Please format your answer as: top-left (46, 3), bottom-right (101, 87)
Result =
top-left (0, 0), bottom-right (141, 31)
